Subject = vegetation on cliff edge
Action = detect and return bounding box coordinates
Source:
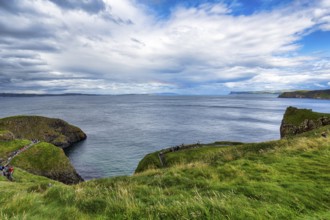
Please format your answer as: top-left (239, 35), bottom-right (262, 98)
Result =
top-left (0, 116), bottom-right (87, 148)
top-left (282, 106), bottom-right (330, 126)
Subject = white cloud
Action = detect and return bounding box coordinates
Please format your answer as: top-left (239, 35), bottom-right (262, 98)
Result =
top-left (1, 0), bottom-right (330, 94)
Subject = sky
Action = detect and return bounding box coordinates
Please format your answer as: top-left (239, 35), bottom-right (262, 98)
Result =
top-left (0, 0), bottom-right (330, 95)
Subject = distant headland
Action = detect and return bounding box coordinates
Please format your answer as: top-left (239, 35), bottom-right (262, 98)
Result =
top-left (0, 93), bottom-right (178, 97)
top-left (278, 89), bottom-right (330, 100)
top-left (229, 90), bottom-right (284, 95)
top-left (0, 93), bottom-right (99, 97)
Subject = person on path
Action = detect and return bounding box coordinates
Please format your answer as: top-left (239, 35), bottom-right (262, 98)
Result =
top-left (2, 166), bottom-right (8, 177)
top-left (8, 166), bottom-right (14, 181)
top-left (2, 165), bottom-right (14, 181)
top-left (0, 165), bottom-right (4, 175)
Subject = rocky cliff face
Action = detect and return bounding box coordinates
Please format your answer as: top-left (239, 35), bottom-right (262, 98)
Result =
top-left (280, 107), bottom-right (330, 138)
top-left (0, 130), bottom-right (15, 141)
top-left (0, 116), bottom-right (87, 148)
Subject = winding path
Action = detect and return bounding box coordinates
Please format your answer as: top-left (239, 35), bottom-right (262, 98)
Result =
top-left (4, 140), bottom-right (39, 166)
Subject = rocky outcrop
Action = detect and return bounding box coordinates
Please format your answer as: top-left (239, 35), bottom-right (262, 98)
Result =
top-left (0, 130), bottom-right (15, 141)
top-left (0, 116), bottom-right (86, 148)
top-left (37, 168), bottom-right (84, 184)
top-left (280, 107), bottom-right (330, 138)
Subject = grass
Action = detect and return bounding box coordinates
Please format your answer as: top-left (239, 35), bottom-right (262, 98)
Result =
top-left (0, 139), bottom-right (30, 162)
top-left (0, 125), bottom-right (329, 219)
top-left (11, 142), bottom-right (77, 177)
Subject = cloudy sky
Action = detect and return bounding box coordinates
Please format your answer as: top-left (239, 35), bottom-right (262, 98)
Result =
top-left (1, 0), bottom-right (330, 94)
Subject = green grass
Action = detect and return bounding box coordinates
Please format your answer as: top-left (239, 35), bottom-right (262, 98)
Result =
top-left (0, 139), bottom-right (30, 161)
top-left (0, 125), bottom-right (330, 219)
top-left (135, 141), bottom-right (245, 173)
top-left (11, 142), bottom-right (77, 176)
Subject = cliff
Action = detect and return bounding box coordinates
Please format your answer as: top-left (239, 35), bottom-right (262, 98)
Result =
top-left (278, 89), bottom-right (330, 99)
top-left (0, 116), bottom-right (87, 148)
top-left (280, 106), bottom-right (330, 138)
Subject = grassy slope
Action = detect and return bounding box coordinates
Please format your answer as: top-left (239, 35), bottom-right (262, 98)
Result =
top-left (1, 141), bottom-right (72, 173)
top-left (0, 126), bottom-right (329, 219)
top-left (11, 142), bottom-right (77, 177)
top-left (0, 140), bottom-right (81, 184)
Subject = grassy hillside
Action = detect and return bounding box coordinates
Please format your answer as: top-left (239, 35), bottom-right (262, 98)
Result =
top-left (0, 140), bottom-right (82, 184)
top-left (0, 124), bottom-right (329, 219)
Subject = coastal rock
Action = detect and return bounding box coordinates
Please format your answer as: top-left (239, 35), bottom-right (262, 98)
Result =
top-left (0, 130), bottom-right (15, 141)
top-left (0, 116), bottom-right (87, 148)
top-left (38, 168), bottom-right (84, 184)
top-left (280, 106), bottom-right (330, 138)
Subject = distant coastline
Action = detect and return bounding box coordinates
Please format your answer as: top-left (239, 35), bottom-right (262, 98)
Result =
top-left (0, 93), bottom-right (100, 97)
top-left (229, 90), bottom-right (283, 95)
top-left (278, 89), bottom-right (330, 100)
top-left (0, 93), bottom-right (179, 97)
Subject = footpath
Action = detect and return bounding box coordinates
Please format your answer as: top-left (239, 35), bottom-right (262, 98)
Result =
top-left (1, 140), bottom-right (39, 181)
top-left (4, 140), bottom-right (39, 166)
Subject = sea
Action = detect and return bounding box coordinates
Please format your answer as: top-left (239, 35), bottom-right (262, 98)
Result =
top-left (0, 94), bottom-right (329, 180)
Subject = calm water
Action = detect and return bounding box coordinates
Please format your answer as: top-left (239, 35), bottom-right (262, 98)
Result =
top-left (0, 94), bottom-right (329, 179)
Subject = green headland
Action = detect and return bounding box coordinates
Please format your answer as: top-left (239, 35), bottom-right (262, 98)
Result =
top-left (279, 89), bottom-right (330, 99)
top-left (0, 108), bottom-right (330, 219)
